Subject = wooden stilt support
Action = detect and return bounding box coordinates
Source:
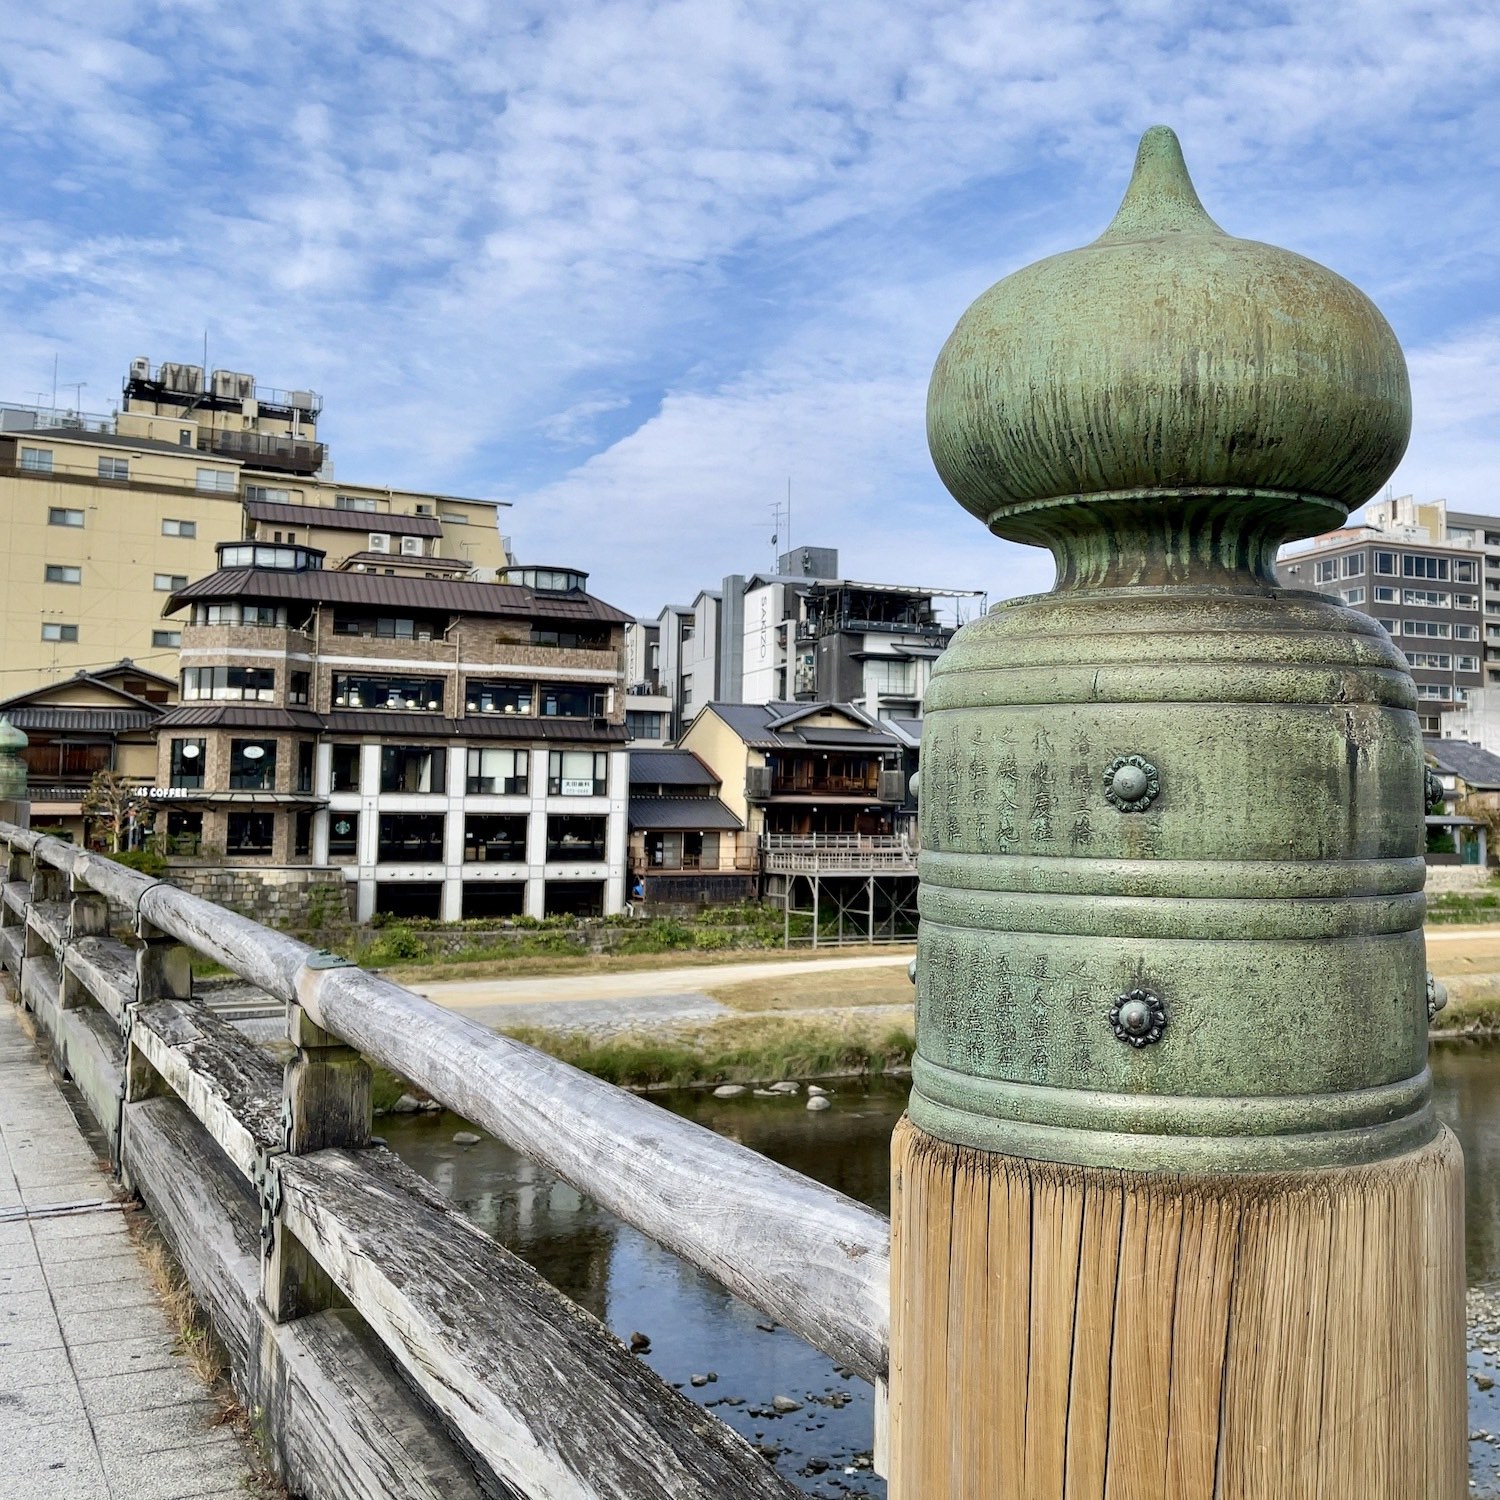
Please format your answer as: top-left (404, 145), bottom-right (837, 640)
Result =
top-left (888, 1116), bottom-right (1466, 1499)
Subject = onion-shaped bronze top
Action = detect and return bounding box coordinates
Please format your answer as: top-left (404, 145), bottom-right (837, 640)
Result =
top-left (927, 127), bottom-right (1411, 585)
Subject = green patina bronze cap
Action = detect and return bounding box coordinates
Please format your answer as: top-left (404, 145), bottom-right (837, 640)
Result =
top-left (0, 716), bottom-right (27, 801)
top-left (927, 125), bottom-right (1412, 553)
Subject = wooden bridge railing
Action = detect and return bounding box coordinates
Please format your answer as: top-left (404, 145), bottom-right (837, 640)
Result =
top-left (0, 823), bottom-right (890, 1500)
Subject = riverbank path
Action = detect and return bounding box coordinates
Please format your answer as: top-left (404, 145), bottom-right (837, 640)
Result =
top-left (0, 990), bottom-right (258, 1499)
top-left (410, 949), bottom-right (914, 1031)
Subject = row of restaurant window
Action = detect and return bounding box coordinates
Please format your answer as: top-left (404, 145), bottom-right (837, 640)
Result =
top-left (179, 668), bottom-right (607, 718)
top-left (168, 740), bottom-right (608, 796)
top-left (1372, 620), bottom-right (1486, 643)
top-left (162, 808), bottom-right (608, 863)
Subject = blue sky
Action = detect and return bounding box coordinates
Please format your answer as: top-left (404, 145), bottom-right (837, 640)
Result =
top-left (1, 0), bottom-right (1498, 615)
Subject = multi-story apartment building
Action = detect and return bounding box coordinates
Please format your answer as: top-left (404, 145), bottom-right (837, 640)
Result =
top-left (626, 546), bottom-right (983, 739)
top-left (0, 357), bottom-right (507, 697)
top-left (149, 547), bottom-right (631, 922)
top-left (1278, 501), bottom-right (1484, 734)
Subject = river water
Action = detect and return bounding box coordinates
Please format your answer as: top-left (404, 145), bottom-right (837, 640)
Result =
top-left (381, 1043), bottom-right (1500, 1498)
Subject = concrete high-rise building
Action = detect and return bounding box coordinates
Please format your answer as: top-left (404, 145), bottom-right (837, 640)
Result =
top-left (0, 357), bottom-right (508, 699)
top-left (1278, 496), bottom-right (1486, 734)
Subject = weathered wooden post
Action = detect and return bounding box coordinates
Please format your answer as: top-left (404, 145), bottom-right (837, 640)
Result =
top-left (890, 126), bottom-right (1465, 1496)
top-left (0, 716), bottom-right (28, 833)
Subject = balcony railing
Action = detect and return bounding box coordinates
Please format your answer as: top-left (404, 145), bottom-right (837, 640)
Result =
top-left (198, 428), bottom-right (326, 474)
top-left (761, 833), bottom-right (916, 874)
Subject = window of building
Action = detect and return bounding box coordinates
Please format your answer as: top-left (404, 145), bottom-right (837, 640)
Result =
top-left (178, 429), bottom-right (193, 447)
top-left (297, 741), bottom-right (315, 794)
top-left (153, 573), bottom-right (188, 592)
top-left (47, 507), bottom-right (83, 528)
top-left (330, 744), bottom-right (362, 793)
top-left (1373, 586), bottom-right (1397, 603)
top-left (1402, 554), bottom-right (1449, 580)
top-left (41, 623), bottom-right (78, 642)
top-left (380, 745), bottom-right (447, 793)
top-left (464, 680), bottom-right (533, 715)
top-left (229, 739), bottom-right (277, 790)
top-left (539, 684), bottom-right (605, 718)
top-left (464, 815), bottom-right (527, 863)
top-left (227, 812), bottom-right (275, 854)
top-left (331, 673), bottom-right (443, 711)
top-left (162, 518), bottom-right (196, 538)
top-left (192, 603), bottom-right (289, 627)
top-left (169, 738), bottom-right (206, 789)
top-left (151, 629), bottom-right (182, 649)
top-left (1339, 587), bottom-right (1366, 605)
top-left (531, 625), bottom-right (610, 649)
top-left (1314, 558), bottom-right (1339, 583)
top-left (625, 711), bottom-right (664, 741)
top-left (1406, 652), bottom-right (1452, 670)
top-left (544, 880), bottom-right (604, 917)
top-left (289, 672), bottom-right (310, 706)
top-left (328, 812), bottom-right (359, 860)
top-left (19, 446), bottom-right (52, 473)
top-left (1341, 554), bottom-right (1365, 578)
top-left (95, 454), bottom-right (129, 482)
top-left (163, 809), bottom-right (202, 856)
top-left (44, 564), bottom-right (81, 585)
top-left (216, 543), bottom-right (322, 572)
top-left (1457, 625), bottom-right (1481, 641)
top-left (1402, 589), bottom-right (1450, 608)
top-left (1455, 559), bottom-right (1478, 583)
top-left (462, 884), bottom-right (525, 920)
top-left (465, 747), bottom-right (528, 795)
top-left (865, 658), bottom-right (916, 696)
top-left (181, 666), bottom-right (275, 701)
top-left (331, 613), bottom-right (438, 640)
top-left (294, 810), bottom-right (312, 858)
top-left (1374, 552), bottom-right (1397, 575)
top-left (1373, 619), bottom-right (1398, 636)
top-left (335, 494), bottom-right (377, 511)
top-left (1459, 656), bottom-right (1481, 673)
top-left (1416, 683), bottom-right (1452, 700)
top-left (1404, 621), bottom-right (1452, 639)
top-left (244, 485), bottom-right (290, 503)
top-left (548, 750), bottom-right (608, 796)
top-left (376, 814), bottom-right (446, 863)
top-left (545, 814), bottom-right (608, 862)
top-left (197, 467), bottom-right (236, 494)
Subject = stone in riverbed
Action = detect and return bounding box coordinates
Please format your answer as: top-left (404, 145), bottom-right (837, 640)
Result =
top-left (453, 1131), bottom-right (482, 1145)
top-left (391, 1094), bottom-right (421, 1113)
top-left (629, 1331), bottom-right (651, 1353)
top-left (807, 1084), bottom-right (830, 1096)
top-left (772, 1395), bottom-right (803, 1413)
top-left (806, 1095), bottom-right (832, 1111)
top-left (768, 1081), bottom-right (800, 1094)
top-left (713, 1084), bottom-right (748, 1098)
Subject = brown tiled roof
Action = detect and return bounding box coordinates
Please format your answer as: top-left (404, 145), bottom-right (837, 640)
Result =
top-left (244, 499), bottom-right (443, 537)
top-left (628, 796), bottom-right (742, 831)
top-left (156, 705), bottom-right (324, 731)
top-left (165, 568), bottom-right (634, 625)
top-left (2, 708), bottom-right (158, 732)
top-left (155, 702), bottom-right (626, 743)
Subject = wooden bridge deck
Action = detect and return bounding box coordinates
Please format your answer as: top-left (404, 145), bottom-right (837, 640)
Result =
top-left (0, 990), bottom-right (256, 1500)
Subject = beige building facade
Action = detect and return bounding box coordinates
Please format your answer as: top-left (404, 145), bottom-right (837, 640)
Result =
top-left (0, 357), bottom-right (507, 698)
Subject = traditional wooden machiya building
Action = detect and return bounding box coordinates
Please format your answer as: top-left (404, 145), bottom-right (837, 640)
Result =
top-left (150, 546), bottom-right (632, 921)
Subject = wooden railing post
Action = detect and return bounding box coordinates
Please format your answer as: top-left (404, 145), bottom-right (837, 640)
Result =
top-left (261, 953), bottom-right (370, 1323)
top-left (894, 128), bottom-right (1464, 1496)
top-left (59, 868), bottom-right (109, 1010)
top-left (124, 904), bottom-right (191, 1108)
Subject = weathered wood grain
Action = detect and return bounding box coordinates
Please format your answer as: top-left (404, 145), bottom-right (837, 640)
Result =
top-left (123, 1096), bottom-right (506, 1500)
top-left (53, 1003), bottom-right (124, 1157)
top-left (281, 1143), bottom-right (803, 1500)
top-left (24, 899), bottom-right (69, 953)
top-left (888, 1116), bottom-right (1467, 1500)
top-left (61, 935), bottom-right (136, 1022)
top-left (20, 951), bottom-right (59, 1022)
top-left (128, 998), bottom-right (284, 1180)
top-left (0, 825), bottom-right (891, 1382)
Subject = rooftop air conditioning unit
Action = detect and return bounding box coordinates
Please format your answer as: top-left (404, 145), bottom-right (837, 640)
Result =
top-left (368, 534), bottom-right (391, 553)
top-left (745, 766), bottom-right (773, 801)
top-left (400, 536), bottom-right (422, 556)
top-left (167, 364), bottom-right (204, 395)
top-left (289, 391), bottom-right (315, 410)
top-left (129, 357), bottom-right (150, 381)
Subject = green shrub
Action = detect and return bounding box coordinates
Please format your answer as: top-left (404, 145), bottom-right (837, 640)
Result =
top-left (114, 848), bottom-right (169, 878)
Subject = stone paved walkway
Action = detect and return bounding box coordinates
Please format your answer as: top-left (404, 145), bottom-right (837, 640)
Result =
top-left (0, 994), bottom-right (258, 1499)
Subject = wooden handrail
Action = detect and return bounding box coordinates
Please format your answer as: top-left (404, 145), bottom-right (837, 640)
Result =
top-left (1, 824), bottom-right (891, 1384)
